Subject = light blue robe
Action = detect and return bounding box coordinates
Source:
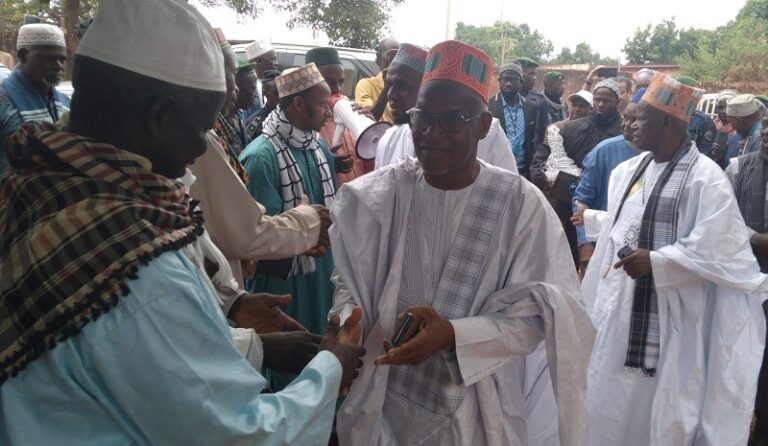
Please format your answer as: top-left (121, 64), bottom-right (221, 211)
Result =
top-left (0, 251), bottom-right (341, 446)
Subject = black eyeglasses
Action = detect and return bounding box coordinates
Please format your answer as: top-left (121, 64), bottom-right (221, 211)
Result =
top-left (407, 108), bottom-right (483, 133)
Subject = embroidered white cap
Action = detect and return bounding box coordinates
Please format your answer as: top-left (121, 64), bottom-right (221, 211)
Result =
top-left (76, 0), bottom-right (225, 92)
top-left (245, 39), bottom-right (273, 60)
top-left (275, 63), bottom-right (325, 98)
top-left (17, 24), bottom-right (66, 49)
top-left (726, 94), bottom-right (759, 117)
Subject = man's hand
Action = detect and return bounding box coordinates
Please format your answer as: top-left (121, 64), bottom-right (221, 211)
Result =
top-left (585, 65), bottom-right (605, 86)
top-left (339, 306), bottom-right (363, 345)
top-left (571, 200), bottom-right (588, 226)
top-left (320, 315), bottom-right (367, 392)
top-left (578, 243), bottom-right (594, 278)
top-left (241, 259), bottom-right (259, 279)
top-left (374, 306), bottom-right (455, 366)
top-left (751, 232), bottom-right (768, 259)
top-left (261, 331), bottom-right (323, 374)
top-left (331, 143), bottom-right (354, 174)
top-left (710, 142), bottom-right (724, 162)
top-left (307, 204), bottom-right (331, 257)
top-left (351, 102), bottom-right (375, 121)
top-left (613, 248), bottom-right (652, 279)
top-left (228, 293), bottom-right (307, 334)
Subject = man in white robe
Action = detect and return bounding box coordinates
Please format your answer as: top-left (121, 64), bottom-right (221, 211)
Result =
top-left (583, 72), bottom-right (768, 445)
top-left (330, 40), bottom-right (594, 446)
top-left (373, 43), bottom-right (518, 174)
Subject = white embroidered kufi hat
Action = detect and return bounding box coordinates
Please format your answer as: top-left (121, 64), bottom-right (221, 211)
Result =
top-left (275, 63), bottom-right (325, 98)
top-left (76, 0), bottom-right (225, 92)
top-left (245, 39), bottom-right (273, 60)
top-left (727, 94), bottom-right (759, 117)
top-left (17, 24), bottom-right (66, 49)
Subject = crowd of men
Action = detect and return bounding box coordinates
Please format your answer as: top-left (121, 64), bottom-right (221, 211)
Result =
top-left (1, 0), bottom-right (768, 445)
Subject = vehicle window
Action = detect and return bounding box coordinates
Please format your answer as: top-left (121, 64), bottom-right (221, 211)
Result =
top-left (340, 58), bottom-right (359, 99)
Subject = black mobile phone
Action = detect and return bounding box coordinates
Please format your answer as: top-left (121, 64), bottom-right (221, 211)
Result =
top-left (716, 131), bottom-right (729, 148)
top-left (391, 313), bottom-right (421, 347)
top-left (597, 67), bottom-right (618, 79)
top-left (618, 245), bottom-right (635, 260)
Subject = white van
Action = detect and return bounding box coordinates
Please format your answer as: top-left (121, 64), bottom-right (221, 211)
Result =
top-left (697, 93), bottom-right (719, 119)
top-left (232, 42), bottom-right (379, 100)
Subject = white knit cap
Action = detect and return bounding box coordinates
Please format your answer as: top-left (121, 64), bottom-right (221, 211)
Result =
top-left (727, 94), bottom-right (759, 117)
top-left (245, 39), bottom-right (273, 60)
top-left (17, 24), bottom-right (66, 49)
top-left (77, 0), bottom-right (225, 92)
top-left (275, 63), bottom-right (325, 98)
top-left (568, 90), bottom-right (594, 107)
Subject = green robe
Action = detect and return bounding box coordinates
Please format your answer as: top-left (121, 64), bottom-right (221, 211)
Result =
top-left (239, 135), bottom-right (337, 337)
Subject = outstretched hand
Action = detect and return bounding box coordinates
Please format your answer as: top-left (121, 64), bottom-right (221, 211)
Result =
top-left (228, 293), bottom-right (307, 334)
top-left (320, 315), bottom-right (367, 395)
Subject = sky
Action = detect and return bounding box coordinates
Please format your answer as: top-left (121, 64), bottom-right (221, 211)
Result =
top-left (193, 0), bottom-right (748, 60)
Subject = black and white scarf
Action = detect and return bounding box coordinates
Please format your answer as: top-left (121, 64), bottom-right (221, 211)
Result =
top-left (613, 140), bottom-right (699, 376)
top-left (262, 106), bottom-right (335, 274)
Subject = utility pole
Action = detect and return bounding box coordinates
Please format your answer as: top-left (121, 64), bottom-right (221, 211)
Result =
top-left (445, 0), bottom-right (454, 40)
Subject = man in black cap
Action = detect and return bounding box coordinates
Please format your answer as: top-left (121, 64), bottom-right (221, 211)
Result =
top-left (489, 61), bottom-right (538, 177)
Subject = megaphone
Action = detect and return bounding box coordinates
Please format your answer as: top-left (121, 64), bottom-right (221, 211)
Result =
top-left (330, 97), bottom-right (390, 161)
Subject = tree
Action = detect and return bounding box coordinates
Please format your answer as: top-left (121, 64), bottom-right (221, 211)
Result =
top-left (0, 0), bottom-right (98, 77)
top-left (198, 0), bottom-right (404, 49)
top-left (549, 41), bottom-right (617, 65)
top-left (623, 18), bottom-right (707, 64)
top-left (737, 0), bottom-right (768, 22)
top-left (678, 16), bottom-right (768, 88)
top-left (454, 20), bottom-right (553, 66)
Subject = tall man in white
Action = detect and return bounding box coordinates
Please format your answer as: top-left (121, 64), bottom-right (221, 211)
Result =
top-left (330, 40), bottom-right (595, 446)
top-left (583, 72), bottom-right (768, 445)
top-left (374, 43), bottom-right (517, 174)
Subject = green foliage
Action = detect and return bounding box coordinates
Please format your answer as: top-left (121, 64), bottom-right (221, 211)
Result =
top-left (678, 16), bottom-right (768, 85)
top-left (623, 18), bottom-right (706, 64)
top-left (454, 20), bottom-right (553, 66)
top-left (198, 0), bottom-right (404, 49)
top-left (626, 1), bottom-right (768, 89)
top-left (737, 0), bottom-right (768, 21)
top-left (550, 41), bottom-right (618, 65)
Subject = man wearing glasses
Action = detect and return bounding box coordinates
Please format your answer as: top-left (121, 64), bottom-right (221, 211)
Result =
top-left (328, 40), bottom-right (596, 446)
top-left (374, 43), bottom-right (516, 173)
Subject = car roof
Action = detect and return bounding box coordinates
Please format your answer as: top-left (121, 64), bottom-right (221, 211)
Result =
top-left (232, 42), bottom-right (377, 62)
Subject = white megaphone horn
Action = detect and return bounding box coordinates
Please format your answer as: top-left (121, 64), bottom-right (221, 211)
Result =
top-left (330, 97), bottom-right (391, 161)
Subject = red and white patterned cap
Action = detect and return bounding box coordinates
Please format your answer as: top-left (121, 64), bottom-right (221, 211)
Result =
top-left (422, 40), bottom-right (494, 103)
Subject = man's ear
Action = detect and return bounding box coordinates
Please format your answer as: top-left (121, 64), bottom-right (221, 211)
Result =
top-left (477, 111), bottom-right (493, 140)
top-left (16, 48), bottom-right (29, 64)
top-left (144, 95), bottom-right (176, 140)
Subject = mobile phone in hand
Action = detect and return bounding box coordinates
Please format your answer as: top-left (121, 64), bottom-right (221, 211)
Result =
top-left (391, 312), bottom-right (421, 347)
top-left (618, 245), bottom-right (635, 260)
top-left (716, 131), bottom-right (729, 148)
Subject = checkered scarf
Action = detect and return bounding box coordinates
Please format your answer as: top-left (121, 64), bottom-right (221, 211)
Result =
top-left (262, 106), bottom-right (334, 275)
top-left (0, 122), bottom-right (204, 384)
top-left (211, 115), bottom-right (249, 187)
top-left (613, 140), bottom-right (698, 376)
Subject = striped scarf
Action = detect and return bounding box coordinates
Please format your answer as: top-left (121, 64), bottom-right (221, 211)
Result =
top-left (262, 106), bottom-right (335, 275)
top-left (2, 67), bottom-right (69, 123)
top-left (613, 140), bottom-right (698, 376)
top-left (0, 122), bottom-right (204, 383)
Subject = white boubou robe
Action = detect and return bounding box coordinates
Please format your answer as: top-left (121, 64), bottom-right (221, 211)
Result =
top-left (582, 151), bottom-right (768, 446)
top-left (374, 118), bottom-right (519, 174)
top-left (329, 158), bottom-right (595, 445)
